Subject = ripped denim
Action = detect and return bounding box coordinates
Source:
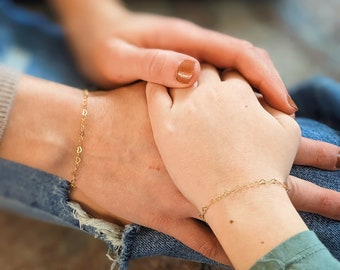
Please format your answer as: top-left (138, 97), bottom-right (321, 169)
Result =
top-left (0, 0), bottom-right (339, 269)
top-left (1, 120), bottom-right (339, 270)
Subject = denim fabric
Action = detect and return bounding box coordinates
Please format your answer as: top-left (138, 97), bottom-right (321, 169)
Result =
top-left (0, 0), bottom-right (89, 87)
top-left (291, 76), bottom-right (340, 131)
top-left (0, 159), bottom-right (124, 262)
top-left (0, 1), bottom-right (339, 269)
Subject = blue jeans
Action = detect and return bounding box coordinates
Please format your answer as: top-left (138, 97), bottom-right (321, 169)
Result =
top-left (0, 1), bottom-right (339, 269)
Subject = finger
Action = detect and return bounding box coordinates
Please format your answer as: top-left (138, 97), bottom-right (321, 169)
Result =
top-left (220, 70), bottom-right (258, 100)
top-left (295, 137), bottom-right (340, 170)
top-left (158, 217), bottom-right (231, 265)
top-left (211, 37), bottom-right (298, 114)
top-left (197, 63), bottom-right (221, 85)
top-left (259, 96), bottom-right (301, 139)
top-left (221, 69), bottom-right (243, 81)
top-left (228, 40), bottom-right (299, 114)
top-left (107, 39), bottom-right (200, 88)
top-left (150, 22), bottom-right (297, 114)
top-left (220, 70), bottom-right (253, 89)
top-left (168, 64), bottom-right (221, 102)
top-left (287, 175), bottom-right (340, 220)
top-left (145, 82), bottom-right (172, 133)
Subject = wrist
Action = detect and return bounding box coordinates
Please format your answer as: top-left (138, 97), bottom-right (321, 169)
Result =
top-left (206, 186), bottom-right (307, 270)
top-left (0, 75), bottom-right (82, 180)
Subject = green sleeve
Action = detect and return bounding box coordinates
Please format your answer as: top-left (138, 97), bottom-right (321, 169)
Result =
top-left (250, 230), bottom-right (340, 270)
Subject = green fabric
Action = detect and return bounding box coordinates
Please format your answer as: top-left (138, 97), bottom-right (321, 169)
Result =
top-left (250, 230), bottom-right (340, 270)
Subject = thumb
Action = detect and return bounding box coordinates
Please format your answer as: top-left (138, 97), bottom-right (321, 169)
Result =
top-left (138, 48), bottom-right (200, 87)
top-left (108, 39), bottom-right (200, 87)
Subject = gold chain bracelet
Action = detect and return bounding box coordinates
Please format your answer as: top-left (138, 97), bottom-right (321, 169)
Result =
top-left (70, 89), bottom-right (89, 189)
top-left (199, 179), bottom-right (289, 221)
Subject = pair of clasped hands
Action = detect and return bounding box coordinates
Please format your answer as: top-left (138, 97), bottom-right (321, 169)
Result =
top-left (67, 64), bottom-right (338, 268)
top-left (4, 0), bottom-right (339, 267)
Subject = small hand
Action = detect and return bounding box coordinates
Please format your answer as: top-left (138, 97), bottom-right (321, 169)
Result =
top-left (145, 65), bottom-right (340, 220)
top-left (145, 64), bottom-right (300, 208)
top-left (256, 94), bottom-right (340, 171)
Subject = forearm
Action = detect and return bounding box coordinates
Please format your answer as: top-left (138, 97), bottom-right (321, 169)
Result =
top-left (206, 186), bottom-right (308, 270)
top-left (0, 74), bottom-right (81, 181)
top-left (0, 73), bottom-right (127, 225)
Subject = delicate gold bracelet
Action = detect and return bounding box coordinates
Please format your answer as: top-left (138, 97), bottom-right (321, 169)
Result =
top-left (70, 89), bottom-right (89, 189)
top-left (199, 179), bottom-right (289, 222)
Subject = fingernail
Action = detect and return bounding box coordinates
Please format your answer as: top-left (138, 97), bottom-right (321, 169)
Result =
top-left (287, 95), bottom-right (299, 112)
top-left (176, 60), bottom-right (196, 84)
top-left (337, 152), bottom-right (340, 170)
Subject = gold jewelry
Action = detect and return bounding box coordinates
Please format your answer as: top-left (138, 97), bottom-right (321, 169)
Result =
top-left (199, 179), bottom-right (289, 221)
top-left (70, 89), bottom-right (89, 189)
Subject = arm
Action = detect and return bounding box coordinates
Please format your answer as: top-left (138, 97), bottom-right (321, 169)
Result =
top-left (0, 69), bottom-right (228, 264)
top-left (48, 0), bottom-right (339, 171)
top-left (0, 67), bottom-right (338, 265)
top-left (0, 70), bottom-right (79, 178)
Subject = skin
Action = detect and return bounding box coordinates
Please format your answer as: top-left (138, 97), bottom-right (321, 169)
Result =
top-left (49, 0), bottom-right (339, 170)
top-left (145, 65), bottom-right (309, 269)
top-left (50, 0), bottom-right (297, 114)
top-left (0, 74), bottom-right (339, 264)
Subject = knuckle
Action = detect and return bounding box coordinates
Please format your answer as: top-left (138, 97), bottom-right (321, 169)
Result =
top-left (318, 192), bottom-right (333, 212)
top-left (257, 47), bottom-right (270, 58)
top-left (314, 143), bottom-right (328, 166)
top-left (243, 42), bottom-right (270, 59)
top-left (167, 17), bottom-right (197, 32)
top-left (196, 241), bottom-right (219, 260)
top-left (240, 40), bottom-right (255, 50)
top-left (94, 40), bottom-right (121, 82)
top-left (148, 213), bottom-right (172, 230)
top-left (291, 120), bottom-right (302, 139)
top-left (226, 78), bottom-right (249, 92)
top-left (145, 50), bottom-right (168, 80)
top-left (286, 176), bottom-right (298, 198)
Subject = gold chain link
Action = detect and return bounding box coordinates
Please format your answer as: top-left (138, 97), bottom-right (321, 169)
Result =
top-left (70, 89), bottom-right (88, 189)
top-left (199, 179), bottom-right (289, 221)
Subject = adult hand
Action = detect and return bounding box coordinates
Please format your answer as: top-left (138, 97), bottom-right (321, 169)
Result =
top-left (51, 0), bottom-right (297, 114)
top-left (257, 96), bottom-right (340, 218)
top-left (67, 82), bottom-right (229, 264)
top-left (295, 138), bottom-right (340, 170)
top-left (0, 73), bottom-right (338, 266)
top-left (0, 74), bottom-right (228, 264)
top-left (255, 93), bottom-right (340, 170)
top-left (287, 175), bottom-right (340, 220)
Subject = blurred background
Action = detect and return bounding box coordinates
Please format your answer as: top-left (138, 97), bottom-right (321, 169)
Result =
top-left (124, 0), bottom-right (340, 89)
top-left (0, 0), bottom-right (339, 269)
